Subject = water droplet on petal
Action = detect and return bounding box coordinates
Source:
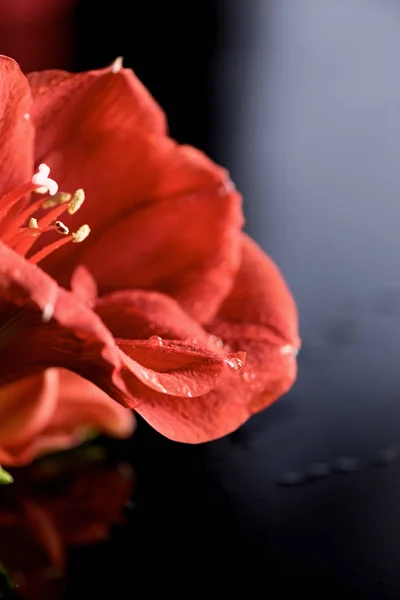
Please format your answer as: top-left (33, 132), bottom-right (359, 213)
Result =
top-left (242, 370), bottom-right (256, 383)
top-left (218, 180), bottom-right (236, 195)
top-left (24, 112), bottom-right (30, 120)
top-left (148, 335), bottom-right (163, 347)
top-left (280, 344), bottom-right (299, 357)
top-left (225, 357), bottom-right (244, 371)
top-left (186, 337), bottom-right (198, 345)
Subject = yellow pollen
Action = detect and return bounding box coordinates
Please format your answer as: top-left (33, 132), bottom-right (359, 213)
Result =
top-left (54, 220), bottom-right (69, 235)
top-left (28, 217), bottom-right (39, 229)
top-left (67, 189), bottom-right (85, 215)
top-left (72, 224), bottom-right (90, 243)
top-left (41, 191), bottom-right (72, 209)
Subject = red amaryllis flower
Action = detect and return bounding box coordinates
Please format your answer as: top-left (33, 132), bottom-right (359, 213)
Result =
top-left (0, 54), bottom-right (300, 444)
top-left (0, 368), bottom-right (135, 467)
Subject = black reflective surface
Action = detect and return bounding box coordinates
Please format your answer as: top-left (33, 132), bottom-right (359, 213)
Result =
top-left (3, 415), bottom-right (400, 599)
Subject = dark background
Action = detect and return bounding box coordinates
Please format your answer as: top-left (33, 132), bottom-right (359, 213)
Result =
top-left (4, 0), bottom-right (400, 597)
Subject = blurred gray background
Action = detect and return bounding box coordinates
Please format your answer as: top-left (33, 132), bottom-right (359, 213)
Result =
top-left (213, 0), bottom-right (400, 595)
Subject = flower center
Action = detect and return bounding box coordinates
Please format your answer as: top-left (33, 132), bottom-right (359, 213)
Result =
top-left (0, 164), bottom-right (90, 264)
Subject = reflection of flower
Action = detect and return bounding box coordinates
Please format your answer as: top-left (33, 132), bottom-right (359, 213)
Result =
top-left (0, 369), bottom-right (135, 467)
top-left (0, 453), bottom-right (134, 600)
top-left (0, 55), bottom-right (300, 446)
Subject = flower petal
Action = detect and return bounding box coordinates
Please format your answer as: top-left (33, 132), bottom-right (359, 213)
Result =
top-left (0, 55), bottom-right (33, 197)
top-left (0, 241), bottom-right (127, 403)
top-left (0, 369), bottom-right (57, 450)
top-left (130, 234), bottom-right (300, 443)
top-left (95, 290), bottom-right (239, 403)
top-left (70, 264), bottom-right (97, 306)
top-left (118, 340), bottom-right (235, 402)
top-left (48, 368), bottom-right (135, 439)
top-left (28, 66), bottom-right (243, 321)
top-left (95, 289), bottom-right (208, 343)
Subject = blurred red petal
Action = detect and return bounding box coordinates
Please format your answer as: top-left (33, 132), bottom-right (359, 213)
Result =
top-left (0, 55), bottom-right (34, 197)
top-left (49, 369), bottom-right (135, 439)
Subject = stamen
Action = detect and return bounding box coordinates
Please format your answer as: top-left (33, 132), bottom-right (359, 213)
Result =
top-left (68, 189), bottom-right (85, 215)
top-left (1, 167), bottom-right (91, 266)
top-left (28, 218), bottom-right (39, 229)
top-left (54, 221), bottom-right (69, 235)
top-left (41, 192), bottom-right (72, 209)
top-left (29, 236), bottom-right (72, 265)
top-left (72, 224), bottom-right (90, 243)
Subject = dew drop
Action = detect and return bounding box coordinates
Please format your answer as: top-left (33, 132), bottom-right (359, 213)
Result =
top-left (148, 335), bottom-right (163, 347)
top-left (187, 337), bottom-right (198, 345)
top-left (280, 344), bottom-right (299, 357)
top-left (24, 112), bottom-right (30, 120)
top-left (218, 180), bottom-right (236, 195)
top-left (225, 357), bottom-right (244, 371)
top-left (242, 371), bottom-right (256, 383)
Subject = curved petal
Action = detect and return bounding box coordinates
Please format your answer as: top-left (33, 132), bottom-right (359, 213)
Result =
top-left (131, 234), bottom-right (300, 443)
top-left (95, 289), bottom-right (208, 343)
top-left (118, 340), bottom-right (239, 403)
top-left (0, 369), bottom-right (57, 449)
top-left (0, 368), bottom-right (134, 466)
top-left (0, 241), bottom-right (127, 402)
top-left (95, 290), bottom-right (243, 404)
top-left (0, 55), bottom-right (33, 197)
top-left (27, 66), bottom-right (243, 321)
top-left (48, 369), bottom-right (135, 439)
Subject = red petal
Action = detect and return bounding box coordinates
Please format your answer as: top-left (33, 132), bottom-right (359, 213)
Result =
top-left (0, 242), bottom-right (127, 403)
top-left (132, 235), bottom-right (300, 443)
top-left (70, 264), bottom-right (97, 306)
top-left (0, 55), bottom-right (33, 197)
top-left (118, 340), bottom-right (231, 402)
top-left (0, 370), bottom-right (57, 451)
top-left (28, 66), bottom-right (243, 321)
top-left (95, 290), bottom-right (236, 403)
top-left (0, 368), bottom-right (134, 466)
top-left (95, 289), bottom-right (208, 343)
top-left (49, 368), bottom-right (135, 439)
top-left (217, 233), bottom-right (300, 347)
